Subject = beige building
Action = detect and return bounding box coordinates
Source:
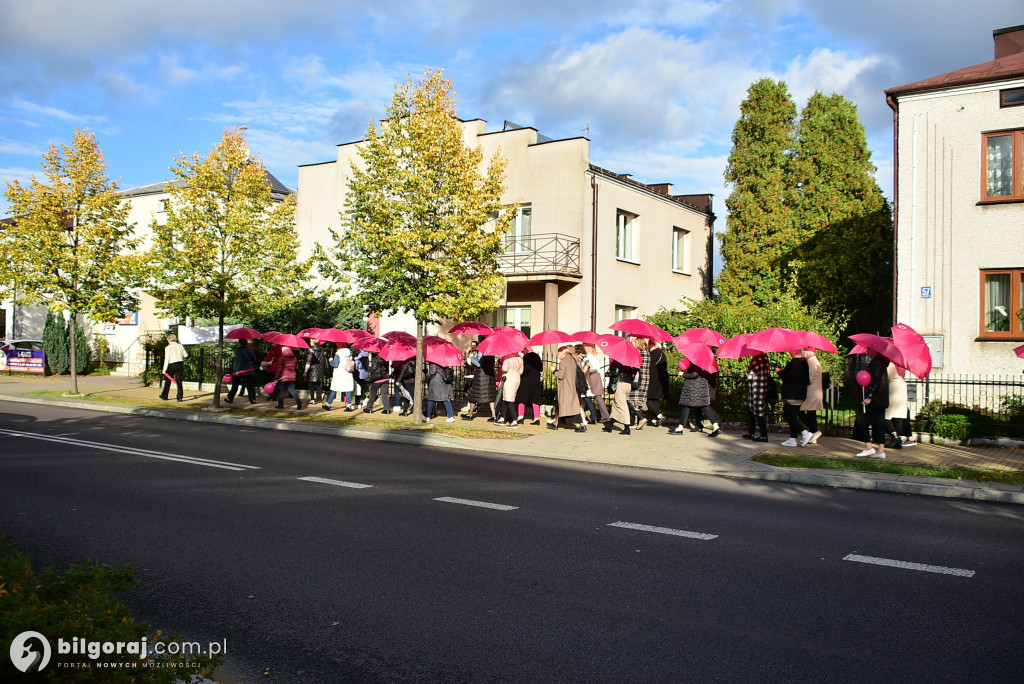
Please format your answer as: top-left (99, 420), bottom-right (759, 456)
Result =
top-left (885, 25), bottom-right (1024, 377)
top-left (296, 119), bottom-right (715, 337)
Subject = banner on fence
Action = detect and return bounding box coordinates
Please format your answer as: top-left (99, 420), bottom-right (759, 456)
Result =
top-left (1, 349), bottom-right (45, 374)
top-left (178, 324), bottom-right (243, 345)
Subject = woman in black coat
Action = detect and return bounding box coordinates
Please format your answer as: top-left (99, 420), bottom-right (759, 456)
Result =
top-left (515, 350), bottom-right (544, 424)
top-left (464, 354), bottom-right (496, 420)
top-left (775, 351), bottom-right (810, 447)
top-left (645, 341), bottom-right (670, 426)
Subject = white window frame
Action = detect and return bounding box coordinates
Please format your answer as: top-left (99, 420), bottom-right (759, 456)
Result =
top-left (501, 306), bottom-right (532, 338)
top-left (614, 305), bottom-right (635, 337)
top-left (672, 226), bottom-right (690, 274)
top-left (504, 205), bottom-right (533, 254)
top-left (616, 210), bottom-right (637, 263)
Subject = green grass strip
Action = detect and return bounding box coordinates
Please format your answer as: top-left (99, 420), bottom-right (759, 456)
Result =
top-left (754, 453), bottom-right (1024, 485)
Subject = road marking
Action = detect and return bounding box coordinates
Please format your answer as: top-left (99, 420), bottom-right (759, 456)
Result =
top-left (297, 476), bottom-right (373, 489)
top-left (434, 497), bottom-right (518, 511)
top-left (843, 554), bottom-right (975, 578)
top-left (608, 521), bottom-right (718, 541)
top-left (0, 428), bottom-right (260, 472)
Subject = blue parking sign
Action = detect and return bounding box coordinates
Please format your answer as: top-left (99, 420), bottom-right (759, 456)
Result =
top-left (921, 286), bottom-right (932, 299)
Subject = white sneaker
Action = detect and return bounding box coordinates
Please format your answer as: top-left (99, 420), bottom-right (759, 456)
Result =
top-left (855, 448), bottom-right (876, 458)
top-left (798, 430), bottom-right (812, 447)
top-left (903, 440), bottom-right (917, 447)
top-left (780, 438), bottom-right (799, 447)
top-left (869, 452), bottom-right (886, 459)
top-left (807, 431), bottom-right (822, 445)
top-left (446, 416), bottom-right (455, 423)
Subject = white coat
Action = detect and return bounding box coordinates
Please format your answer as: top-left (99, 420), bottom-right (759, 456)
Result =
top-left (329, 348), bottom-right (357, 394)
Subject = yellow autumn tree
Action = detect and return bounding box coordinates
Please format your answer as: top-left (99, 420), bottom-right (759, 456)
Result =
top-left (1, 129), bottom-right (144, 393)
top-left (317, 68), bottom-right (515, 423)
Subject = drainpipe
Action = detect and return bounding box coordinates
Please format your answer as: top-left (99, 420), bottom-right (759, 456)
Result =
top-left (886, 92), bottom-right (900, 328)
top-left (590, 174), bottom-right (599, 331)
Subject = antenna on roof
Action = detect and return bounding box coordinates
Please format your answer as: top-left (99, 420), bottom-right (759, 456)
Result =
top-left (580, 117), bottom-right (591, 139)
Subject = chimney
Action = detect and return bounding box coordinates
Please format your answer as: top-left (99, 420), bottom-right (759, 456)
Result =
top-left (994, 25), bottom-right (1024, 59)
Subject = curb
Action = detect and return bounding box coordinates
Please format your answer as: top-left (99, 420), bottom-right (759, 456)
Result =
top-left (3, 392), bottom-right (1022, 505)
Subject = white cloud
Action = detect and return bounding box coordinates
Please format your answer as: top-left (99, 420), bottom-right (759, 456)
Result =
top-left (9, 97), bottom-right (104, 125)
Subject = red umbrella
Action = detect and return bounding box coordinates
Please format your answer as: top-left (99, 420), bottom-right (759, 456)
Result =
top-left (671, 338), bottom-right (719, 373)
top-left (608, 318), bottom-right (673, 342)
top-left (1015, 343), bottom-right (1024, 359)
top-left (273, 333), bottom-right (310, 349)
top-left (423, 338), bottom-right (464, 367)
top-left (890, 322), bottom-right (932, 379)
top-left (383, 330), bottom-right (416, 343)
top-left (716, 333), bottom-right (757, 359)
top-left (478, 330), bottom-right (529, 357)
top-left (571, 330), bottom-right (602, 344)
top-left (352, 336), bottom-right (388, 353)
top-left (262, 331), bottom-right (283, 343)
top-left (490, 326), bottom-right (529, 338)
top-left (298, 328), bottom-right (324, 339)
top-left (676, 328), bottom-right (725, 347)
top-left (224, 327), bottom-right (264, 340)
top-left (450, 321), bottom-right (494, 335)
top-left (316, 328), bottom-right (356, 344)
top-left (529, 330), bottom-right (575, 347)
top-left (848, 333), bottom-right (907, 367)
top-left (748, 327), bottom-right (805, 353)
top-left (596, 334), bottom-right (642, 367)
top-left (343, 328), bottom-right (372, 339)
top-left (796, 330), bottom-right (838, 354)
top-left (380, 339), bottom-right (417, 362)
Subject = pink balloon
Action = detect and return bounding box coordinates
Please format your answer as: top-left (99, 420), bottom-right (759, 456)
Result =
top-left (222, 374), bottom-right (233, 384)
top-left (264, 382), bottom-right (276, 395)
top-left (856, 370), bottom-right (871, 387)
top-left (678, 358), bottom-right (690, 371)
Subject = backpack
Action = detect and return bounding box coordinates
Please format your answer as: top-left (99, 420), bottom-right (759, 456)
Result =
top-left (574, 361), bottom-right (588, 395)
top-left (441, 365), bottom-right (455, 384)
top-left (369, 355), bottom-right (388, 382)
top-left (765, 378), bottom-right (779, 404)
top-left (343, 358), bottom-right (354, 373)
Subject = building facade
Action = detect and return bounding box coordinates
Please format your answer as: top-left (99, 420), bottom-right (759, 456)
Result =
top-left (885, 25), bottom-right (1024, 376)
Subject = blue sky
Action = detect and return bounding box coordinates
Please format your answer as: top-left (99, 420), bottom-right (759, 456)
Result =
top-left (1, 0), bottom-right (1020, 248)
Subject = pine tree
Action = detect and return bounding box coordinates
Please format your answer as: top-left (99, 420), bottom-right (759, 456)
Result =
top-left (718, 78), bottom-right (797, 305)
top-left (69, 317), bottom-right (91, 374)
top-left (42, 309), bottom-right (68, 375)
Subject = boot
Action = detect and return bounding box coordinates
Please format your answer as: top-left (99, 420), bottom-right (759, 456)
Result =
top-left (620, 426), bottom-right (631, 435)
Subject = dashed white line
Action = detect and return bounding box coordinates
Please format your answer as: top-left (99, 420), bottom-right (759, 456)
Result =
top-left (434, 497), bottom-right (518, 511)
top-left (608, 521), bottom-right (718, 541)
top-left (0, 428), bottom-right (259, 471)
top-left (297, 476), bottom-right (373, 489)
top-left (843, 554), bottom-right (975, 577)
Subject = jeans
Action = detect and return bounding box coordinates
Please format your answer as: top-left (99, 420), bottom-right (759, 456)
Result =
top-left (425, 399), bottom-right (453, 418)
top-left (276, 381), bottom-right (300, 407)
top-left (325, 390), bottom-right (353, 407)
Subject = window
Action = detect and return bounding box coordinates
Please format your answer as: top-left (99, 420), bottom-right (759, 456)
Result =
top-left (1000, 87), bottom-right (1024, 108)
top-left (616, 210), bottom-right (636, 261)
top-left (980, 269), bottom-right (1024, 338)
top-left (672, 227), bottom-right (690, 273)
top-left (982, 130), bottom-right (1024, 200)
top-left (614, 305), bottom-right (635, 337)
top-left (159, 199), bottom-right (170, 212)
top-left (504, 206), bottom-right (532, 253)
top-left (502, 306), bottom-right (531, 338)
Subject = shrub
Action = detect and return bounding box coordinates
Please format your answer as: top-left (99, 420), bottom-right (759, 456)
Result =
top-left (932, 414), bottom-right (970, 441)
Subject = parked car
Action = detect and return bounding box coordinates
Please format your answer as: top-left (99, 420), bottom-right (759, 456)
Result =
top-left (0, 339), bottom-right (44, 352)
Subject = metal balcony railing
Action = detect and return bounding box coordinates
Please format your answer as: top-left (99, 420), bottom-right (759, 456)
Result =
top-left (497, 233), bottom-right (581, 277)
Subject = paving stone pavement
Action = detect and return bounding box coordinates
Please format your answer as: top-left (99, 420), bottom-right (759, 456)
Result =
top-left (2, 373), bottom-right (1022, 504)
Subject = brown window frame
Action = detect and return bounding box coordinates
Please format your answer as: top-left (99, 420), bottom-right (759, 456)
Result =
top-left (978, 268), bottom-right (1024, 340)
top-left (1000, 87), bottom-right (1024, 108)
top-left (981, 129), bottom-right (1024, 202)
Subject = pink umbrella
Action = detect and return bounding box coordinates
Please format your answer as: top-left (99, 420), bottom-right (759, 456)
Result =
top-left (716, 333), bottom-right (758, 359)
top-left (316, 328), bottom-right (357, 344)
top-left (671, 338), bottom-right (719, 373)
top-left (571, 330), bottom-right (602, 344)
top-left (490, 326), bottom-right (529, 339)
top-left (262, 331), bottom-right (283, 343)
top-left (890, 322), bottom-right (932, 379)
top-left (273, 333), bottom-right (310, 349)
top-left (1015, 343), bottom-right (1024, 359)
top-left (748, 327), bottom-right (806, 353)
top-left (224, 327), bottom-right (264, 340)
top-left (353, 337), bottom-right (388, 353)
top-left (608, 318), bottom-right (673, 342)
top-left (676, 328), bottom-right (726, 347)
top-left (796, 330), bottom-right (838, 354)
top-left (380, 339), bottom-right (417, 362)
top-left (343, 328), bottom-right (372, 340)
top-left (383, 330), bottom-right (416, 343)
top-left (423, 338), bottom-right (464, 367)
top-left (478, 330), bottom-right (529, 357)
top-left (848, 333), bottom-right (907, 367)
top-left (450, 321), bottom-right (494, 335)
top-left (298, 328), bottom-right (324, 339)
top-left (529, 330), bottom-right (576, 347)
top-left (596, 334), bottom-right (642, 367)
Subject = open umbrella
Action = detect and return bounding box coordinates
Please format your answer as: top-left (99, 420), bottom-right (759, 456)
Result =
top-left (450, 321), bottom-right (494, 335)
top-left (1015, 343), bottom-right (1024, 359)
top-left (478, 330), bottom-right (529, 357)
top-left (423, 337), bottom-right (464, 367)
top-left (608, 318), bottom-right (673, 342)
top-left (343, 328), bottom-right (372, 340)
top-left (848, 333), bottom-right (907, 367)
top-left (352, 336), bottom-right (388, 353)
top-left (716, 333), bottom-right (758, 359)
top-left (890, 322), bottom-right (932, 379)
top-left (672, 338), bottom-right (719, 373)
top-left (272, 333), bottom-right (310, 349)
top-left (380, 339), bottom-right (417, 362)
top-left (796, 330), bottom-right (838, 354)
top-left (224, 327), bottom-right (264, 340)
top-left (676, 328), bottom-right (725, 347)
top-left (571, 330), bottom-right (602, 344)
top-left (298, 328), bottom-right (324, 339)
top-left (748, 327), bottom-right (805, 353)
top-left (490, 326), bottom-right (529, 338)
top-left (261, 331), bottom-right (283, 343)
top-left (383, 330), bottom-right (416, 343)
top-left (596, 334), bottom-right (642, 367)
top-left (528, 330), bottom-right (575, 347)
top-left (315, 328), bottom-right (357, 344)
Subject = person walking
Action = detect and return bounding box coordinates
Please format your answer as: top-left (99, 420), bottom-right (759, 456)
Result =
top-left (743, 352), bottom-right (772, 442)
top-left (498, 352), bottom-right (523, 426)
top-left (797, 348), bottom-right (824, 446)
top-left (304, 338), bottom-right (327, 405)
top-left (463, 349), bottom-right (496, 421)
top-left (885, 363), bottom-right (917, 448)
top-left (274, 346), bottom-right (303, 410)
top-left (515, 350), bottom-right (544, 426)
top-left (397, 358), bottom-right (417, 416)
top-left (627, 338), bottom-right (651, 430)
top-left (259, 344), bottom-right (282, 402)
top-left (776, 351), bottom-right (810, 447)
top-left (363, 351), bottom-right (392, 413)
top-left (225, 338), bottom-right (258, 404)
top-left (423, 361), bottom-right (455, 422)
top-left (159, 333), bottom-right (188, 402)
top-left (646, 340), bottom-right (669, 426)
top-left (602, 359), bottom-right (636, 435)
top-left (550, 345), bottom-right (585, 431)
top-left (669, 363), bottom-right (722, 437)
top-left (323, 347), bottom-right (356, 410)
top-left (574, 344), bottom-right (598, 425)
top-left (852, 349), bottom-right (890, 458)
top-left (582, 343), bottom-right (611, 423)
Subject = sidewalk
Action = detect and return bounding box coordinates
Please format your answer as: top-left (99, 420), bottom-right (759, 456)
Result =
top-left (3, 373), bottom-right (1023, 504)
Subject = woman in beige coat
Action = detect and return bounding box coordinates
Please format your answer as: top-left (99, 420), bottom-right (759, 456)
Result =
top-left (549, 346), bottom-right (585, 432)
top-left (498, 353), bottom-right (523, 426)
top-left (798, 348), bottom-right (824, 446)
top-left (885, 363), bottom-right (916, 448)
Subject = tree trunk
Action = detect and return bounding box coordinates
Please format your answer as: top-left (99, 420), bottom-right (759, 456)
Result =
top-left (412, 319), bottom-right (425, 424)
top-left (214, 312), bottom-right (225, 408)
top-left (69, 311), bottom-right (79, 394)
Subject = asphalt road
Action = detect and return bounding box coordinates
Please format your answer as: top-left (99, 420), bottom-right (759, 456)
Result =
top-left (2, 400), bottom-right (1023, 683)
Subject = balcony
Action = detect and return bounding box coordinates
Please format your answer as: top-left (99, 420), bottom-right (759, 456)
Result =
top-left (497, 233), bottom-right (582, 282)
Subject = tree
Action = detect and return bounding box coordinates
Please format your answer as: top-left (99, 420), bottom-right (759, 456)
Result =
top-left (718, 79), bottom-right (797, 305)
top-left (148, 126), bottom-right (305, 407)
top-left (1, 129), bottom-right (143, 393)
top-left (789, 93), bottom-right (894, 335)
top-left (316, 68), bottom-right (515, 423)
top-left (42, 308), bottom-right (67, 375)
